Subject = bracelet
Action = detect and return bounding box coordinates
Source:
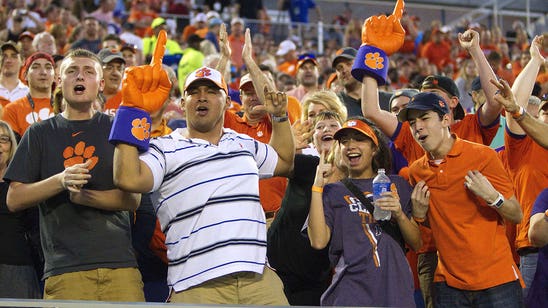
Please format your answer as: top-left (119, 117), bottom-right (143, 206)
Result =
top-left (511, 106), bottom-right (526, 121)
top-left (412, 216), bottom-right (426, 223)
top-left (311, 185), bottom-right (324, 193)
top-left (271, 113), bottom-right (288, 123)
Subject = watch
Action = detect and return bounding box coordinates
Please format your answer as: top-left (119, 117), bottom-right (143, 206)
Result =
top-left (271, 114), bottom-right (288, 123)
top-left (511, 106), bottom-right (526, 122)
top-left (488, 193), bottom-right (505, 209)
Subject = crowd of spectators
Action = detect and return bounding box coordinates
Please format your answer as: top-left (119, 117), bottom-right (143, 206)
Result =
top-left (0, 0), bottom-right (547, 306)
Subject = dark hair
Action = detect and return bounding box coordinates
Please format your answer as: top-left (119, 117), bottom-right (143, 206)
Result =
top-left (346, 116), bottom-right (392, 173)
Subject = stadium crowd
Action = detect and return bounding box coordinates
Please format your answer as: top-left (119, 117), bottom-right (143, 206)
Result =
top-left (0, 0), bottom-right (547, 307)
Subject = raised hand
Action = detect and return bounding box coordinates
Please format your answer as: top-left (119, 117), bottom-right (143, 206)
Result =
top-left (263, 87), bottom-right (288, 117)
top-left (219, 23), bottom-right (231, 59)
top-left (292, 119), bottom-right (314, 151)
top-left (529, 35), bottom-right (545, 62)
top-left (490, 78), bottom-right (520, 114)
top-left (242, 28), bottom-right (253, 65)
top-left (314, 150), bottom-right (333, 187)
top-left (361, 0), bottom-right (405, 55)
top-left (122, 30), bottom-right (172, 114)
top-left (458, 29), bottom-right (480, 51)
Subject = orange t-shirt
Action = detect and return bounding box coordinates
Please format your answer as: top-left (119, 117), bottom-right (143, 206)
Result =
top-left (409, 137), bottom-right (521, 290)
top-left (278, 59), bottom-right (299, 77)
top-left (421, 41), bottom-right (452, 70)
top-left (223, 98), bottom-right (300, 213)
top-left (228, 34), bottom-right (245, 69)
top-left (503, 131), bottom-right (548, 250)
top-left (394, 113), bottom-right (500, 253)
top-left (0, 96), bottom-right (9, 107)
top-left (103, 91), bottom-right (122, 117)
top-left (3, 96), bottom-right (53, 137)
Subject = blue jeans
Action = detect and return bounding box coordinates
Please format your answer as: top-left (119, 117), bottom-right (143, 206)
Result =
top-left (433, 280), bottom-right (523, 308)
top-left (520, 252), bottom-right (538, 300)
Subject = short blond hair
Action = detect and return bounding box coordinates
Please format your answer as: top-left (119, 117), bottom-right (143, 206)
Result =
top-left (301, 90), bottom-right (347, 122)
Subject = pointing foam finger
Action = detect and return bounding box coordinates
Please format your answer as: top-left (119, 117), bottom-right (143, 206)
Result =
top-left (151, 30), bottom-right (167, 67)
top-left (392, 0), bottom-right (405, 20)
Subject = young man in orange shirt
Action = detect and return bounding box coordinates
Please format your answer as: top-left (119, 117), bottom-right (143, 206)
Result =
top-left (3, 52), bottom-right (55, 138)
top-left (493, 35), bottom-right (548, 299)
top-left (399, 91), bottom-right (524, 306)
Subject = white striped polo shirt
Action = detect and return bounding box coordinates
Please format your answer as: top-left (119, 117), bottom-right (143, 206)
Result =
top-left (140, 128), bottom-right (278, 292)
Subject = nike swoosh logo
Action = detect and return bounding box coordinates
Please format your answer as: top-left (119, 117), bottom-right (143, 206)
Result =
top-left (72, 131), bottom-right (84, 137)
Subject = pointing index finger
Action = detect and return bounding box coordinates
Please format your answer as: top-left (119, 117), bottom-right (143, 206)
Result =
top-left (392, 0), bottom-right (405, 20)
top-left (151, 30), bottom-right (167, 67)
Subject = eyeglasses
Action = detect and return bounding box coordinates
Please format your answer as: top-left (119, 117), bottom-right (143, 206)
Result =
top-left (0, 135), bottom-right (11, 144)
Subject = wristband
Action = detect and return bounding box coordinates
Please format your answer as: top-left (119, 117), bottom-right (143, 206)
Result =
top-left (511, 106), bottom-right (526, 121)
top-left (271, 113), bottom-right (288, 123)
top-left (351, 45), bottom-right (389, 85)
top-left (311, 186), bottom-right (324, 193)
top-left (109, 106), bottom-right (152, 152)
top-left (487, 192), bottom-right (505, 209)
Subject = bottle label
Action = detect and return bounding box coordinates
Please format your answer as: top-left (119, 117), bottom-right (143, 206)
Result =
top-left (373, 182), bottom-right (391, 200)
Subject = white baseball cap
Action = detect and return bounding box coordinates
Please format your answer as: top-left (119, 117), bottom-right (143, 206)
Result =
top-left (184, 66), bottom-right (228, 94)
top-left (276, 40), bottom-right (296, 56)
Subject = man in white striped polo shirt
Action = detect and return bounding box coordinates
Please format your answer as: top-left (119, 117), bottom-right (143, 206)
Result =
top-left (109, 31), bottom-right (294, 305)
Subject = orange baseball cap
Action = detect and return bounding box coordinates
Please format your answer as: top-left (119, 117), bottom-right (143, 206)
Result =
top-left (334, 118), bottom-right (379, 146)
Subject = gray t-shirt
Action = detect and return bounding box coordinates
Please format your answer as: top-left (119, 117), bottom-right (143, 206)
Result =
top-left (5, 113), bottom-right (136, 279)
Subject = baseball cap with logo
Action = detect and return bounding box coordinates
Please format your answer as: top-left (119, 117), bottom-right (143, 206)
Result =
top-left (276, 40), bottom-right (296, 56)
top-left (184, 66), bottom-right (228, 94)
top-left (334, 118), bottom-right (379, 146)
top-left (397, 92), bottom-right (450, 122)
top-left (332, 47), bottom-right (357, 68)
top-left (98, 48), bottom-right (126, 64)
top-left (421, 75), bottom-right (465, 120)
top-left (296, 53), bottom-right (318, 71)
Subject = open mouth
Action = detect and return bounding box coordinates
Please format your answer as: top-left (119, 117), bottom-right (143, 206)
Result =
top-left (74, 85), bottom-right (85, 94)
top-left (347, 153), bottom-right (361, 165)
top-left (196, 105), bottom-right (209, 115)
top-left (417, 135), bottom-right (428, 142)
top-left (321, 135), bottom-right (333, 141)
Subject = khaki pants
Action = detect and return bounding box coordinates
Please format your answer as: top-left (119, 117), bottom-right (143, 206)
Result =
top-left (44, 267), bottom-right (144, 301)
top-left (169, 266), bottom-right (288, 305)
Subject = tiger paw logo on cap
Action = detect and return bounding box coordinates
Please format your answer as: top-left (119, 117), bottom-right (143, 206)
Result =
top-left (195, 67), bottom-right (212, 78)
top-left (438, 100), bottom-right (446, 108)
top-left (432, 78), bottom-right (439, 85)
top-left (347, 120), bottom-right (357, 127)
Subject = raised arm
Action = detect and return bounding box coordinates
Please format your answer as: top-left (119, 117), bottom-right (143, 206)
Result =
top-left (491, 77), bottom-right (548, 149)
top-left (242, 28), bottom-right (276, 105)
top-left (458, 29), bottom-right (501, 126)
top-left (507, 35), bottom-right (545, 134)
top-left (357, 0), bottom-right (405, 137)
top-left (362, 76), bottom-right (400, 137)
top-left (109, 31), bottom-right (171, 193)
top-left (307, 151), bottom-right (332, 249)
top-left (264, 88), bottom-right (295, 177)
top-left (215, 23), bottom-right (230, 75)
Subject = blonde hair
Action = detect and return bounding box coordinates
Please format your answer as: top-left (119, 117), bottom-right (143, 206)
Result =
top-left (301, 90), bottom-right (348, 122)
top-left (0, 121), bottom-right (18, 163)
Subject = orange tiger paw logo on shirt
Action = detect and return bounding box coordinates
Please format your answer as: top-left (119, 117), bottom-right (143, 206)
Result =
top-left (63, 141), bottom-right (99, 169)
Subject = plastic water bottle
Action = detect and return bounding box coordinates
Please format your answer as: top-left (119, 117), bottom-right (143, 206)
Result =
top-left (372, 168), bottom-right (392, 221)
